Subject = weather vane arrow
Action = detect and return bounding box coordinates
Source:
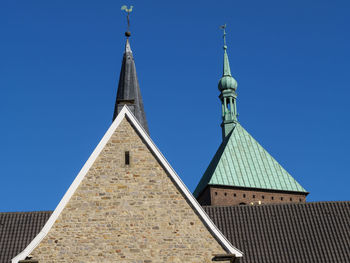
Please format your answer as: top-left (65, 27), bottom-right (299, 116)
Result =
top-left (121, 5), bottom-right (133, 37)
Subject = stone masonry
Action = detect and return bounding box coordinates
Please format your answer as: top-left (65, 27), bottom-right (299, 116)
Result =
top-left (30, 118), bottom-right (228, 262)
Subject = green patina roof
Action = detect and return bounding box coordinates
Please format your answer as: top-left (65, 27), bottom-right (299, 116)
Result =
top-left (193, 123), bottom-right (307, 197)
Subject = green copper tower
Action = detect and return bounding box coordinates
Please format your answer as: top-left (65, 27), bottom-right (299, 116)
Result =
top-left (218, 25), bottom-right (238, 139)
top-left (193, 26), bottom-right (308, 206)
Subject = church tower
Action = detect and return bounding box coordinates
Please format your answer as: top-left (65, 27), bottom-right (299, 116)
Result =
top-left (194, 26), bottom-right (308, 206)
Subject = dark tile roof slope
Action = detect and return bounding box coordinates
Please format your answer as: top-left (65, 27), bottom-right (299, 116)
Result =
top-left (204, 201), bottom-right (350, 263)
top-left (0, 211), bottom-right (52, 263)
top-left (1, 202), bottom-right (349, 263)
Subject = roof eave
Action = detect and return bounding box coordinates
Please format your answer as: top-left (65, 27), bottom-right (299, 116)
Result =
top-left (207, 184), bottom-right (309, 195)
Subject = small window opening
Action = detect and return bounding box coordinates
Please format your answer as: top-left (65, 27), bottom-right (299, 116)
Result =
top-left (262, 195), bottom-right (265, 199)
top-left (299, 198), bottom-right (302, 202)
top-left (233, 193), bottom-right (236, 197)
top-left (253, 195), bottom-right (256, 198)
top-left (271, 196), bottom-right (274, 200)
top-left (290, 197), bottom-right (293, 201)
top-left (125, 151), bottom-right (130, 165)
top-left (243, 194), bottom-right (246, 198)
top-left (224, 192), bottom-right (227, 196)
top-left (281, 197), bottom-right (284, 201)
top-left (215, 192), bottom-right (218, 196)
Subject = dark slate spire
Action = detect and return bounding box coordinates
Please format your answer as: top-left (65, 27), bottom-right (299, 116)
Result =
top-left (112, 38), bottom-right (149, 134)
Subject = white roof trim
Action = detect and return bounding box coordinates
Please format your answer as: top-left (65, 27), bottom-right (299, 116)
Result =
top-left (12, 106), bottom-right (243, 262)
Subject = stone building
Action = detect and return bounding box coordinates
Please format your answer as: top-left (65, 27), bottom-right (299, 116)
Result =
top-left (1, 28), bottom-right (349, 263)
top-left (9, 35), bottom-right (242, 263)
top-left (194, 28), bottom-right (308, 206)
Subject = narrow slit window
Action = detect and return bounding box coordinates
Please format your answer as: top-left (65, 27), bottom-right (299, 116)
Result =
top-left (125, 151), bottom-right (130, 165)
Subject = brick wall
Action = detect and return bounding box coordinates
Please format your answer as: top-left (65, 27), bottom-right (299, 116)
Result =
top-left (30, 118), bottom-right (228, 262)
top-left (198, 186), bottom-right (307, 206)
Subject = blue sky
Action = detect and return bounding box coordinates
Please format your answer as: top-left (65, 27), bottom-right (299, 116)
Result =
top-left (1, 0), bottom-right (349, 211)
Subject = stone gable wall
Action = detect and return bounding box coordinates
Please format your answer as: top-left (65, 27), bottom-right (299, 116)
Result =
top-left (30, 118), bottom-right (227, 262)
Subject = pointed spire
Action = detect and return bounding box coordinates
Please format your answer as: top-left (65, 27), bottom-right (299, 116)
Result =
top-left (222, 27), bottom-right (232, 77)
top-left (218, 25), bottom-right (237, 91)
top-left (223, 47), bottom-right (232, 77)
top-left (218, 25), bottom-right (238, 139)
top-left (113, 9), bottom-right (149, 133)
top-left (125, 38), bottom-right (132, 53)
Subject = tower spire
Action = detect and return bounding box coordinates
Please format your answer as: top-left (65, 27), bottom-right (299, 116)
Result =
top-left (218, 25), bottom-right (238, 139)
top-left (113, 6), bottom-right (149, 134)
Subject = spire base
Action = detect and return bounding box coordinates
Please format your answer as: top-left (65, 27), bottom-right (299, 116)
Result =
top-left (221, 120), bottom-right (237, 139)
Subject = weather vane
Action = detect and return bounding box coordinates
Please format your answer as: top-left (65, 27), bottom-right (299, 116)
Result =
top-left (220, 24), bottom-right (227, 47)
top-left (121, 5), bottom-right (133, 37)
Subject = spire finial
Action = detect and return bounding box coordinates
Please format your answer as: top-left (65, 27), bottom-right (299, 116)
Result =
top-left (220, 24), bottom-right (227, 49)
top-left (121, 5), bottom-right (133, 37)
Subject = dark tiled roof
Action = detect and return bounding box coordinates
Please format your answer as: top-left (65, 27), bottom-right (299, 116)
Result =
top-left (0, 211), bottom-right (52, 263)
top-left (1, 202), bottom-right (349, 263)
top-left (204, 201), bottom-right (350, 263)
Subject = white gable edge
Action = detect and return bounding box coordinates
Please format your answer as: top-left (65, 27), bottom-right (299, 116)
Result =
top-left (12, 106), bottom-right (242, 262)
